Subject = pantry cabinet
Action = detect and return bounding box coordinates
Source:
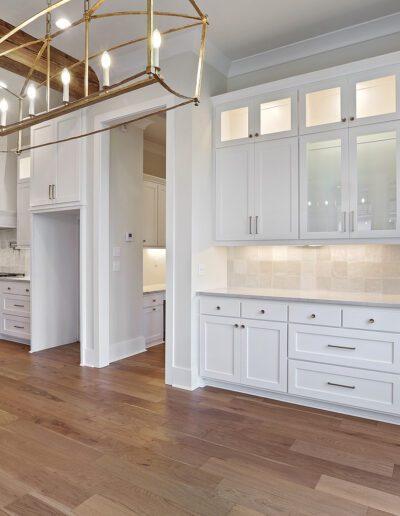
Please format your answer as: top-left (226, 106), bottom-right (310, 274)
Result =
top-left (142, 176), bottom-right (166, 247)
top-left (30, 112), bottom-right (83, 209)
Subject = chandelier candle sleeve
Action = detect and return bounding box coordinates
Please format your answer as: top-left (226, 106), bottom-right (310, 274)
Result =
top-left (27, 85), bottom-right (36, 116)
top-left (152, 29), bottom-right (161, 68)
top-left (61, 68), bottom-right (71, 103)
top-left (0, 99), bottom-right (8, 126)
top-left (101, 51), bottom-right (111, 88)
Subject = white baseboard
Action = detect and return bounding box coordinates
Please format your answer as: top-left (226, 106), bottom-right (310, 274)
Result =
top-left (110, 336), bottom-right (146, 363)
top-left (204, 379), bottom-right (400, 426)
top-left (172, 366), bottom-right (201, 391)
top-left (146, 340), bottom-right (164, 349)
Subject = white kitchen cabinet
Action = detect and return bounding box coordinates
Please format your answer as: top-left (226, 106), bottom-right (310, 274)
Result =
top-left (0, 281), bottom-right (31, 343)
top-left (348, 121), bottom-right (400, 238)
top-left (17, 181), bottom-right (31, 248)
top-left (143, 292), bottom-right (164, 347)
top-left (30, 112), bottom-right (83, 209)
top-left (143, 177), bottom-right (166, 248)
top-left (215, 144), bottom-right (254, 241)
top-left (254, 138), bottom-right (298, 240)
top-left (215, 99), bottom-right (254, 148)
top-left (200, 315), bottom-right (241, 382)
top-left (300, 130), bottom-right (349, 239)
top-left (241, 319), bottom-right (287, 392)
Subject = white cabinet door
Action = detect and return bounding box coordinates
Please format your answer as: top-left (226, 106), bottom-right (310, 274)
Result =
top-left (241, 320), bottom-right (287, 392)
top-left (215, 99), bottom-right (254, 148)
top-left (254, 138), bottom-right (298, 240)
top-left (157, 183), bottom-right (166, 247)
top-left (17, 182), bottom-right (31, 248)
top-left (348, 121), bottom-right (400, 238)
top-left (143, 181), bottom-right (158, 247)
top-left (254, 90), bottom-right (298, 142)
top-left (299, 79), bottom-right (348, 134)
top-left (143, 306), bottom-right (164, 347)
top-left (300, 130), bottom-right (350, 239)
top-left (348, 67), bottom-right (400, 127)
top-left (200, 315), bottom-right (241, 382)
top-left (215, 144), bottom-right (254, 241)
top-left (54, 113), bottom-right (82, 205)
top-left (30, 121), bottom-right (55, 207)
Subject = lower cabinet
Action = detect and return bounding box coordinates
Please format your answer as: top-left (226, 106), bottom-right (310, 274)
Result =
top-left (200, 314), bottom-right (288, 392)
top-left (143, 292), bottom-right (165, 347)
top-left (0, 281), bottom-right (31, 342)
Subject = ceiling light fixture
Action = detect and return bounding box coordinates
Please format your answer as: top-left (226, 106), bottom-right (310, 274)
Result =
top-left (55, 17), bottom-right (71, 30)
top-left (0, 81), bottom-right (7, 89)
top-left (0, 0), bottom-right (208, 154)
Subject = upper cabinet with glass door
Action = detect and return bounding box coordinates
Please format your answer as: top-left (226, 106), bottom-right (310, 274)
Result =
top-left (215, 90), bottom-right (298, 147)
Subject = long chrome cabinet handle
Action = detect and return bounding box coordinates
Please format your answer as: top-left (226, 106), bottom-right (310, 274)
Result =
top-left (255, 215), bottom-right (259, 235)
top-left (342, 212), bottom-right (347, 232)
top-left (49, 184), bottom-right (52, 200)
top-left (249, 216), bottom-right (253, 235)
top-left (350, 211), bottom-right (355, 232)
top-left (327, 344), bottom-right (356, 350)
top-left (52, 184), bottom-right (56, 199)
top-left (327, 382), bottom-right (356, 389)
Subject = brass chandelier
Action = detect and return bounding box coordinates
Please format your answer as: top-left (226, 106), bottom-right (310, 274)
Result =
top-left (0, 0), bottom-right (208, 151)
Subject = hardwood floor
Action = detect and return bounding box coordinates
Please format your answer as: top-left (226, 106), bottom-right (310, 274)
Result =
top-left (0, 340), bottom-right (400, 515)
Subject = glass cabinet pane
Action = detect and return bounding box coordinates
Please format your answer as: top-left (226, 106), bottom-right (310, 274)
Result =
top-left (306, 139), bottom-right (343, 233)
top-left (355, 131), bottom-right (397, 232)
top-left (306, 87), bottom-right (341, 128)
top-left (220, 107), bottom-right (249, 142)
top-left (356, 75), bottom-right (396, 120)
top-left (260, 97), bottom-right (291, 135)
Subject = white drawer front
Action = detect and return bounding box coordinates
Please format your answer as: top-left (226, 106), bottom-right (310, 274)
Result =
top-left (289, 324), bottom-right (400, 373)
top-left (200, 297), bottom-right (241, 318)
top-left (343, 306), bottom-right (400, 333)
top-left (241, 300), bottom-right (288, 322)
top-left (289, 360), bottom-right (400, 414)
top-left (2, 281), bottom-right (30, 296)
top-left (289, 303), bottom-right (342, 327)
top-left (3, 294), bottom-right (31, 317)
top-left (1, 315), bottom-right (30, 339)
top-left (143, 292), bottom-right (164, 308)
top-left (143, 306), bottom-right (164, 346)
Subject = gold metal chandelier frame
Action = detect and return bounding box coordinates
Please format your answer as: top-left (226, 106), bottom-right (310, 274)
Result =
top-left (0, 0), bottom-right (208, 150)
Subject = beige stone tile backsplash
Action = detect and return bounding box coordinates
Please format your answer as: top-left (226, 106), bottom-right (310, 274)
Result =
top-left (227, 245), bottom-right (400, 295)
top-left (0, 230), bottom-right (30, 275)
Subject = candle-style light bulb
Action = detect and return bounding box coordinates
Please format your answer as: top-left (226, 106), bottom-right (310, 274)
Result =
top-left (61, 68), bottom-right (71, 103)
top-left (0, 98), bottom-right (8, 127)
top-left (27, 84), bottom-right (36, 116)
top-left (152, 29), bottom-right (162, 69)
top-left (101, 51), bottom-right (111, 88)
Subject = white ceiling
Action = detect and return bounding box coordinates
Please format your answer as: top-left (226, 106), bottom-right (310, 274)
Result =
top-left (2, 0), bottom-right (400, 63)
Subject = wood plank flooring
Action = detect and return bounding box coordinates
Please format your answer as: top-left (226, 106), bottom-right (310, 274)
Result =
top-left (0, 340), bottom-right (400, 515)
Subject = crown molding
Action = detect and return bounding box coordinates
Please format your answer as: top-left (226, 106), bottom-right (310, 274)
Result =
top-left (228, 12), bottom-right (400, 78)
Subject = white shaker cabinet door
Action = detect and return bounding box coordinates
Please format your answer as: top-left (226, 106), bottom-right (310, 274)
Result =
top-left (157, 184), bottom-right (166, 247)
top-left (215, 144), bottom-right (254, 241)
top-left (30, 121), bottom-right (56, 207)
top-left (142, 181), bottom-right (158, 247)
top-left (240, 320), bottom-right (288, 392)
top-left (254, 137), bottom-right (299, 240)
top-left (200, 315), bottom-right (241, 383)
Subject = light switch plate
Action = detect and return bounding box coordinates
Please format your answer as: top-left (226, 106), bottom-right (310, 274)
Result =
top-left (112, 260), bottom-right (120, 272)
top-left (198, 263), bottom-right (206, 276)
top-left (113, 246), bottom-right (121, 257)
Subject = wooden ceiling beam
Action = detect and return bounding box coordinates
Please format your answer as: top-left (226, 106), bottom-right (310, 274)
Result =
top-left (0, 19), bottom-right (99, 99)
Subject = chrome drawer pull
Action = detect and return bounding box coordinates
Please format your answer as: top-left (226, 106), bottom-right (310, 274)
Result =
top-left (14, 304), bottom-right (25, 308)
top-left (310, 314), bottom-right (316, 319)
top-left (260, 309), bottom-right (265, 314)
top-left (327, 344), bottom-right (356, 350)
top-left (216, 306), bottom-right (221, 310)
top-left (13, 325), bottom-right (24, 329)
top-left (368, 318), bottom-right (375, 324)
top-left (327, 382), bottom-right (355, 390)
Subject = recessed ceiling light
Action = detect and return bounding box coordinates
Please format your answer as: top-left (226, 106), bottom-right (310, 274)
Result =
top-left (0, 81), bottom-right (7, 89)
top-left (55, 18), bottom-right (71, 30)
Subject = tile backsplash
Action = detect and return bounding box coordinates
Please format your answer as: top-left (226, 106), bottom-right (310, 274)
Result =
top-left (0, 230), bottom-right (30, 275)
top-left (227, 245), bottom-right (400, 295)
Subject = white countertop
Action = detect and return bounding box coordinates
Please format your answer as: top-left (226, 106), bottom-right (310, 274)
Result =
top-left (197, 287), bottom-right (400, 308)
top-left (143, 283), bottom-right (165, 294)
top-left (0, 276), bottom-right (30, 282)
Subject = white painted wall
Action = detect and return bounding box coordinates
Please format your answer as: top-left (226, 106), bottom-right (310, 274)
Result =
top-left (0, 136), bottom-right (16, 214)
top-left (109, 124), bottom-right (145, 362)
top-left (143, 248), bottom-right (166, 286)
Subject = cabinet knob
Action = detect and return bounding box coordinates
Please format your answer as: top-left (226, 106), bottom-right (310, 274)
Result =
top-left (350, 116), bottom-right (355, 121)
top-left (153, 299), bottom-right (156, 302)
top-left (216, 306), bottom-right (221, 310)
top-left (255, 132), bottom-right (259, 137)
top-left (310, 314), bottom-right (316, 319)
top-left (241, 324), bottom-right (245, 329)
top-left (260, 309), bottom-right (265, 314)
top-left (341, 117), bottom-right (347, 122)
top-left (26, 289), bottom-right (29, 293)
top-left (234, 324), bottom-right (239, 328)
top-left (368, 318), bottom-right (375, 324)
top-left (153, 308), bottom-right (156, 311)
top-left (249, 134), bottom-right (253, 138)
top-left (7, 287), bottom-right (10, 291)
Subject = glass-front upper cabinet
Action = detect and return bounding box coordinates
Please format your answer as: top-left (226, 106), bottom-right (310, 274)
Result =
top-left (300, 130), bottom-right (349, 239)
top-left (349, 121), bottom-right (400, 238)
top-left (348, 68), bottom-right (400, 126)
top-left (254, 90), bottom-right (298, 142)
top-left (215, 99), bottom-right (254, 148)
top-left (299, 79), bottom-right (348, 134)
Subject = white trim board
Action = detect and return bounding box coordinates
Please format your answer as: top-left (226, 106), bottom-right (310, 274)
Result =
top-left (213, 51), bottom-right (400, 106)
top-left (228, 12), bottom-right (400, 78)
top-left (109, 336), bottom-right (146, 363)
